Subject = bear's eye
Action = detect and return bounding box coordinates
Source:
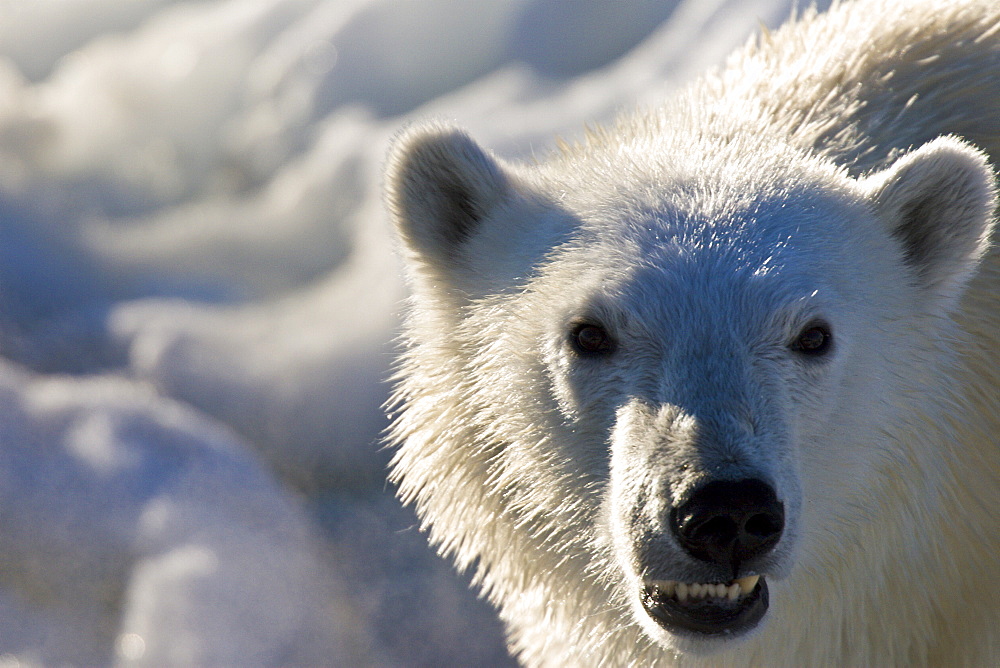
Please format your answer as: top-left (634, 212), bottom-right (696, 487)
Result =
top-left (791, 322), bottom-right (832, 356)
top-left (570, 323), bottom-right (614, 356)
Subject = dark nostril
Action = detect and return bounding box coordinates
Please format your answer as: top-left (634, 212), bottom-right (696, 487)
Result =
top-left (745, 512), bottom-right (783, 539)
top-left (670, 479), bottom-right (784, 572)
top-left (694, 516), bottom-right (738, 542)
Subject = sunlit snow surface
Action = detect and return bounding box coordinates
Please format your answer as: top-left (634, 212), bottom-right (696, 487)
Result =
top-left (0, 0), bottom-right (817, 664)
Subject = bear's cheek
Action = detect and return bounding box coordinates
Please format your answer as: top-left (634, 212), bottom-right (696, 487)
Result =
top-left (540, 340), bottom-right (624, 432)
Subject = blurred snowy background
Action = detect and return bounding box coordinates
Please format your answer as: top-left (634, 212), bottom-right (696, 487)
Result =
top-left (0, 0), bottom-right (830, 665)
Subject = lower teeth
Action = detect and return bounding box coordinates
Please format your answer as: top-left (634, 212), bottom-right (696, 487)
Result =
top-left (648, 575), bottom-right (759, 603)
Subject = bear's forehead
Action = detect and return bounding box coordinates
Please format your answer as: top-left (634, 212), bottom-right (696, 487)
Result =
top-left (528, 222), bottom-right (825, 335)
top-left (566, 180), bottom-right (856, 278)
top-left (549, 238), bottom-right (819, 321)
top-left (528, 174), bottom-right (872, 330)
top-left (523, 140), bottom-right (887, 327)
top-left (545, 136), bottom-right (857, 241)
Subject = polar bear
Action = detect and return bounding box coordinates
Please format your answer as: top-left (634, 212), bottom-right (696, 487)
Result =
top-left (385, 0), bottom-right (1000, 665)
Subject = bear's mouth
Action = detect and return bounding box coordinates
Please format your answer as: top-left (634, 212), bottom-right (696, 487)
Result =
top-left (641, 575), bottom-right (768, 637)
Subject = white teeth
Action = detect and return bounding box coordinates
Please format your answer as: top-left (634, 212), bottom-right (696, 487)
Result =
top-left (676, 582), bottom-right (689, 602)
top-left (649, 580), bottom-right (675, 597)
top-left (648, 575), bottom-right (761, 603)
top-left (736, 575), bottom-right (760, 595)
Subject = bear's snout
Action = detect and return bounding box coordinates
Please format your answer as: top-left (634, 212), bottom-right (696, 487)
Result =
top-left (670, 479), bottom-right (784, 576)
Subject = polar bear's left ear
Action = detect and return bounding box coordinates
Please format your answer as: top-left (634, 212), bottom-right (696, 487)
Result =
top-left (862, 136), bottom-right (997, 303)
top-left (385, 123), bottom-right (513, 270)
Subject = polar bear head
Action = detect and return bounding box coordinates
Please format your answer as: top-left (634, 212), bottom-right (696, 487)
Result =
top-left (386, 123), bottom-right (995, 654)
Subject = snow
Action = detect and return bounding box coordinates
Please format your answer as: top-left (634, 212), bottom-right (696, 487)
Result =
top-left (0, 0), bottom-right (821, 664)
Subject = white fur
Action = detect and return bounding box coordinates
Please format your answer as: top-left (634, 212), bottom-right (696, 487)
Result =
top-left (386, 1), bottom-right (1000, 665)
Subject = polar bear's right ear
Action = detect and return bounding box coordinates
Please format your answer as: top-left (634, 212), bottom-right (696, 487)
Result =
top-left (385, 124), bottom-right (513, 269)
top-left (862, 136), bottom-right (997, 305)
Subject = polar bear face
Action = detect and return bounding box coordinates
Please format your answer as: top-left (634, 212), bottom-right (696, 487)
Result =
top-left (386, 125), bottom-right (995, 653)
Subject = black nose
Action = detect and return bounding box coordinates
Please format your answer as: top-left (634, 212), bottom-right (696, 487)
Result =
top-left (670, 479), bottom-right (784, 572)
